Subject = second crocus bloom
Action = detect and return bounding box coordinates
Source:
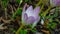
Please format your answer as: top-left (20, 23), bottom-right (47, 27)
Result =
top-left (22, 3), bottom-right (40, 26)
top-left (50, 0), bottom-right (60, 7)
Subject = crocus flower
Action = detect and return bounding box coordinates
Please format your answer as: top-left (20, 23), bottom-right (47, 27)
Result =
top-left (22, 3), bottom-right (40, 26)
top-left (50, 0), bottom-right (60, 7)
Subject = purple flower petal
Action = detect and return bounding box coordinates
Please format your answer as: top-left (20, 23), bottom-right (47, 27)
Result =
top-left (55, 0), bottom-right (60, 5)
top-left (32, 16), bottom-right (40, 28)
top-left (33, 6), bottom-right (40, 19)
top-left (22, 3), bottom-right (40, 25)
top-left (26, 16), bottom-right (35, 24)
top-left (36, 16), bottom-right (40, 21)
top-left (24, 13), bottom-right (28, 21)
top-left (26, 6), bottom-right (34, 17)
top-left (23, 3), bottom-right (27, 12)
top-left (26, 6), bottom-right (33, 12)
top-left (22, 3), bottom-right (27, 21)
top-left (34, 6), bottom-right (40, 14)
top-left (50, 0), bottom-right (60, 6)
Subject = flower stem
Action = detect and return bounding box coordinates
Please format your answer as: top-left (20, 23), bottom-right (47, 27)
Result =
top-left (15, 24), bottom-right (24, 34)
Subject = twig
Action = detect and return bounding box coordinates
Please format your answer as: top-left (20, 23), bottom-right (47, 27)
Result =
top-left (2, 19), bottom-right (11, 23)
top-left (5, 8), bottom-right (7, 19)
top-left (41, 30), bottom-right (50, 34)
top-left (10, 5), bottom-right (15, 18)
top-left (0, 23), bottom-right (7, 29)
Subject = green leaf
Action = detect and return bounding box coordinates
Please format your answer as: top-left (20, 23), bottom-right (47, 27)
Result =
top-left (47, 22), bottom-right (57, 29)
top-left (12, 29), bottom-right (16, 33)
top-left (25, 0), bottom-right (28, 2)
top-left (16, 8), bottom-right (22, 16)
top-left (12, 8), bottom-right (22, 19)
top-left (19, 29), bottom-right (27, 34)
top-left (16, 0), bottom-right (20, 4)
top-left (2, 0), bottom-right (7, 1)
top-left (51, 23), bottom-right (56, 29)
top-left (31, 28), bottom-right (36, 32)
top-left (16, 0), bottom-right (22, 4)
top-left (2, 0), bottom-right (8, 8)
